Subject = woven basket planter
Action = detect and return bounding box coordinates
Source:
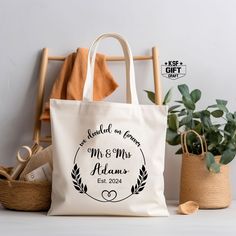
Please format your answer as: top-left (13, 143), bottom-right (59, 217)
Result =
top-left (0, 179), bottom-right (51, 211)
top-left (179, 130), bottom-right (232, 209)
top-left (0, 166), bottom-right (51, 211)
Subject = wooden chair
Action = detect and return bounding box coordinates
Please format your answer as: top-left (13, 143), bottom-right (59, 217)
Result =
top-left (33, 47), bottom-right (162, 144)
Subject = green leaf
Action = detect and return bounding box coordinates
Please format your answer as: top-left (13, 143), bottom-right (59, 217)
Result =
top-left (200, 111), bottom-right (212, 129)
top-left (226, 113), bottom-right (235, 122)
top-left (216, 99), bottom-right (227, 106)
top-left (168, 105), bottom-right (181, 113)
top-left (163, 88), bottom-right (173, 105)
top-left (180, 114), bottom-right (192, 126)
top-left (168, 113), bottom-right (179, 131)
top-left (178, 109), bottom-right (187, 117)
top-left (205, 152), bottom-right (220, 173)
top-left (205, 152), bottom-right (215, 170)
top-left (178, 84), bottom-right (196, 110)
top-left (193, 112), bottom-right (201, 118)
top-left (201, 110), bottom-right (211, 117)
top-left (183, 96), bottom-right (196, 110)
top-left (166, 129), bottom-right (181, 145)
top-left (224, 122), bottom-right (236, 135)
top-left (216, 99), bottom-right (228, 113)
top-left (220, 149), bottom-right (236, 165)
top-left (211, 110), bottom-right (224, 118)
top-left (178, 84), bottom-right (190, 97)
top-left (212, 124), bottom-right (221, 130)
top-left (206, 131), bottom-right (222, 147)
top-left (175, 148), bottom-right (183, 155)
top-left (190, 89), bottom-right (201, 103)
top-left (207, 104), bottom-right (218, 109)
top-left (194, 122), bottom-right (203, 134)
top-left (226, 142), bottom-right (236, 150)
top-left (208, 143), bottom-right (216, 151)
top-left (144, 90), bottom-right (155, 104)
top-left (175, 100), bottom-right (183, 104)
top-left (210, 162), bottom-right (221, 173)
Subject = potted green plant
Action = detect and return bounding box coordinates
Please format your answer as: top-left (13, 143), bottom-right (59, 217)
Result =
top-left (145, 84), bottom-right (235, 208)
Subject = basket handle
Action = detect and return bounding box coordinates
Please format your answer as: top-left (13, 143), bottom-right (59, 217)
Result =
top-left (181, 130), bottom-right (207, 156)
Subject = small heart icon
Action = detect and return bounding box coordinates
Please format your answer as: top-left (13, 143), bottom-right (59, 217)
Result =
top-left (101, 190), bottom-right (117, 201)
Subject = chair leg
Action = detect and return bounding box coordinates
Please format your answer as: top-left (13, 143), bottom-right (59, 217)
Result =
top-left (33, 48), bottom-right (49, 144)
top-left (152, 47), bottom-right (162, 105)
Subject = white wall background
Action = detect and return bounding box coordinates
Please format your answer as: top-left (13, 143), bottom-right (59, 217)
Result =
top-left (0, 0), bottom-right (236, 200)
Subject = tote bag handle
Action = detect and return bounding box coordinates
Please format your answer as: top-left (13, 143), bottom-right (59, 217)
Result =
top-left (83, 33), bottom-right (139, 104)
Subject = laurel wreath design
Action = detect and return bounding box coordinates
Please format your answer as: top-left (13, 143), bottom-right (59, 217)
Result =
top-left (71, 164), bottom-right (148, 200)
top-left (131, 165), bottom-right (148, 194)
top-left (71, 164), bottom-right (87, 194)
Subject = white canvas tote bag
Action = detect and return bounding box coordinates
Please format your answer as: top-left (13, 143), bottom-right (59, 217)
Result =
top-left (49, 33), bottom-right (169, 216)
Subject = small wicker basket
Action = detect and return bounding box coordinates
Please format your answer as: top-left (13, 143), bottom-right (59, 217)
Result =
top-left (0, 167), bottom-right (51, 211)
top-left (179, 130), bottom-right (232, 209)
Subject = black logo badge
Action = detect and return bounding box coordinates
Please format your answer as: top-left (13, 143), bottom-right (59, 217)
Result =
top-left (161, 60), bottom-right (186, 80)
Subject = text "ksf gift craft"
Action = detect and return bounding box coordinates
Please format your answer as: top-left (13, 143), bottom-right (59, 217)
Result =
top-left (161, 61), bottom-right (186, 80)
